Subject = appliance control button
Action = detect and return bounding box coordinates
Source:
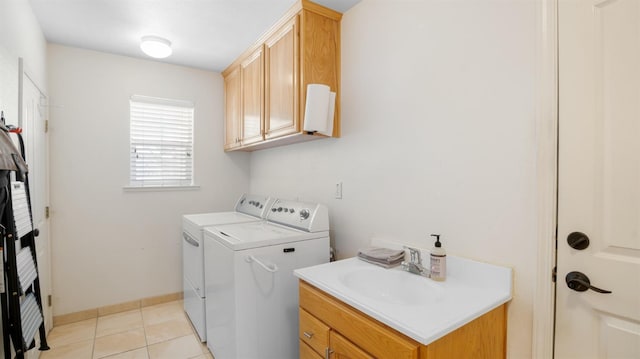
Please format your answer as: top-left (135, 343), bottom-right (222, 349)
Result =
top-left (277, 207), bottom-right (283, 212)
top-left (271, 208), bottom-right (277, 212)
top-left (289, 208), bottom-right (295, 213)
top-left (300, 209), bottom-right (310, 220)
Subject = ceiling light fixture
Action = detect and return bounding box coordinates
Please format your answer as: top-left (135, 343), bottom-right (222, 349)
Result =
top-left (140, 36), bottom-right (172, 59)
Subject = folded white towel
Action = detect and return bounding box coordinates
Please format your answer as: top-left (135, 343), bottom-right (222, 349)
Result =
top-left (357, 247), bottom-right (405, 268)
top-left (357, 256), bottom-right (402, 268)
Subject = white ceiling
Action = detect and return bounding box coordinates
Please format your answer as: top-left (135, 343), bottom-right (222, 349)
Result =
top-left (28, 0), bottom-right (361, 72)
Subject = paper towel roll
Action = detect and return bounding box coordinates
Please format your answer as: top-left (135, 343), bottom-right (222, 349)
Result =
top-left (303, 84), bottom-right (335, 136)
top-left (321, 91), bottom-right (336, 137)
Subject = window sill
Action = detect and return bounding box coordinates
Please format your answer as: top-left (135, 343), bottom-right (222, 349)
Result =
top-left (123, 185), bottom-right (201, 192)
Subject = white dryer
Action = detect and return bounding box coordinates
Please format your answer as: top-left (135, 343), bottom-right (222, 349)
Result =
top-left (204, 199), bottom-right (330, 359)
top-left (182, 194), bottom-right (272, 342)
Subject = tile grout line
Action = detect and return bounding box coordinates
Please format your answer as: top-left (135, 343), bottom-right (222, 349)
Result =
top-left (141, 307), bottom-right (150, 358)
top-left (92, 315), bottom-right (98, 359)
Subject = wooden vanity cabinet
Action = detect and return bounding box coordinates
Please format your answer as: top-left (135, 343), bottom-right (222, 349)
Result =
top-left (298, 280), bottom-right (507, 359)
top-left (222, 0), bottom-right (341, 151)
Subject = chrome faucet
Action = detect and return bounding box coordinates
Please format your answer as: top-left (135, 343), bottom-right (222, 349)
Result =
top-left (401, 246), bottom-right (429, 277)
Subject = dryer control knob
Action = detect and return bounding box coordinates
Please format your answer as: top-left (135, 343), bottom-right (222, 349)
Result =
top-left (300, 209), bottom-right (310, 220)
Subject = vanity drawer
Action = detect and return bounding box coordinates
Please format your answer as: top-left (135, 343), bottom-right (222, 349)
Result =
top-left (299, 308), bottom-right (330, 355)
top-left (300, 340), bottom-right (323, 359)
top-left (299, 281), bottom-right (419, 359)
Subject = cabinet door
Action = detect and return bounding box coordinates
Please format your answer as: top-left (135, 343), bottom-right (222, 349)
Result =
top-left (330, 331), bottom-right (373, 359)
top-left (300, 9), bottom-right (340, 137)
top-left (223, 65), bottom-right (241, 150)
top-left (241, 46), bottom-right (264, 145)
top-left (300, 340), bottom-right (324, 359)
top-left (264, 15), bottom-right (299, 139)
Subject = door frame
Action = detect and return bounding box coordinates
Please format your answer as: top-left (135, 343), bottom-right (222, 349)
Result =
top-left (17, 58), bottom-right (53, 335)
top-left (533, 0), bottom-right (558, 357)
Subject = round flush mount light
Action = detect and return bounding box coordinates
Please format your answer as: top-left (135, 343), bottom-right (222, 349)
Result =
top-left (140, 36), bottom-right (172, 59)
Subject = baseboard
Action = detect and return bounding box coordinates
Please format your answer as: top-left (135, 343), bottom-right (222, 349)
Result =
top-left (52, 292), bottom-right (183, 327)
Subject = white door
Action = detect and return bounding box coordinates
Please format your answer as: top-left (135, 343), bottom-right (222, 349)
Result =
top-left (556, 0), bottom-right (640, 358)
top-left (21, 73), bottom-right (52, 336)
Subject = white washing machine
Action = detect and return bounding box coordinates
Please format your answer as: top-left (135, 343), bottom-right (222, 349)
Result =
top-left (203, 199), bottom-right (330, 359)
top-left (182, 194), bottom-right (272, 342)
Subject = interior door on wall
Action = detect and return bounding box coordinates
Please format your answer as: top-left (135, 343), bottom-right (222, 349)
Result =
top-left (21, 73), bottom-right (52, 335)
top-left (556, 0), bottom-right (640, 357)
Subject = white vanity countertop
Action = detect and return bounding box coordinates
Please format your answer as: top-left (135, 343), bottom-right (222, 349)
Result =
top-left (294, 255), bottom-right (512, 345)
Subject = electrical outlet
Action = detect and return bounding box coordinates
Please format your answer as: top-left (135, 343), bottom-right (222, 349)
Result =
top-left (335, 182), bottom-right (343, 199)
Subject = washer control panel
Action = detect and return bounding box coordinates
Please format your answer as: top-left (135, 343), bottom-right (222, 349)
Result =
top-left (235, 194), bottom-right (273, 218)
top-left (270, 206), bottom-right (298, 214)
top-left (267, 199), bottom-right (329, 232)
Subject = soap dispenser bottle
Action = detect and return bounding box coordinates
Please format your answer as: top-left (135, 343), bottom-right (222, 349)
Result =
top-left (429, 234), bottom-right (446, 281)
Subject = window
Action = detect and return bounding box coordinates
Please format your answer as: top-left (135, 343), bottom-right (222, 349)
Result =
top-left (129, 95), bottom-right (194, 188)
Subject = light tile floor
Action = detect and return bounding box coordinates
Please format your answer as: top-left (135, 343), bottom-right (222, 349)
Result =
top-left (40, 301), bottom-right (213, 359)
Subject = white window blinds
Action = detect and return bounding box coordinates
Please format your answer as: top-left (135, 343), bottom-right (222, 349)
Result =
top-left (129, 95), bottom-right (194, 187)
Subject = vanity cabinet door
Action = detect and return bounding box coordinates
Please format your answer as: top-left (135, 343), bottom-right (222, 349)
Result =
top-left (330, 331), bottom-right (373, 359)
top-left (300, 340), bottom-right (323, 359)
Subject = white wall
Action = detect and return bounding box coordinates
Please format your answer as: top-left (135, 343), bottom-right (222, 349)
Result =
top-left (47, 44), bottom-right (251, 316)
top-left (250, 0), bottom-right (537, 357)
top-left (0, 0), bottom-right (47, 90)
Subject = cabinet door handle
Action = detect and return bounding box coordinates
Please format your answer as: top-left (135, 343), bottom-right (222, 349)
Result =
top-left (325, 347), bottom-right (334, 359)
top-left (303, 331), bottom-right (314, 339)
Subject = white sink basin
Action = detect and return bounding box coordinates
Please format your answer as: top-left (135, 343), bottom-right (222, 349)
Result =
top-left (339, 268), bottom-right (443, 306)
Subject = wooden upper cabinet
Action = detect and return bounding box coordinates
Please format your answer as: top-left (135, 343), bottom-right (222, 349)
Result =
top-left (299, 7), bottom-right (341, 137)
top-left (265, 16), bottom-right (299, 140)
top-left (222, 0), bottom-right (342, 152)
top-left (240, 47), bottom-right (264, 146)
top-left (223, 65), bottom-right (241, 150)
